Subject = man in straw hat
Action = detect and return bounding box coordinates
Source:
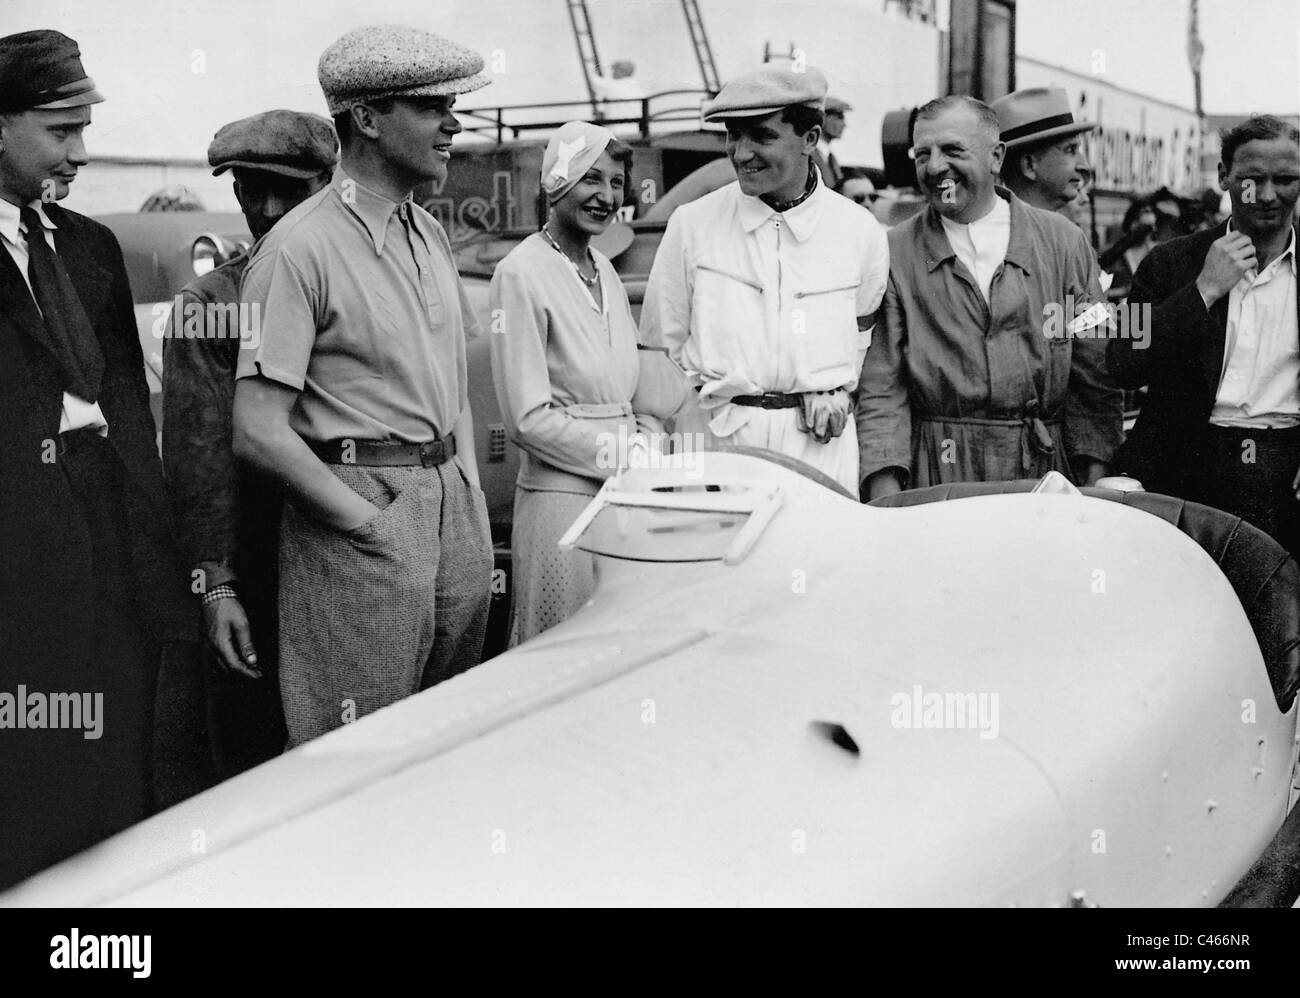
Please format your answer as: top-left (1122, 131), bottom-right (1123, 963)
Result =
top-left (642, 63), bottom-right (890, 496)
top-left (0, 29), bottom-right (193, 886)
top-left (991, 86), bottom-right (1095, 215)
top-left (232, 25), bottom-right (494, 747)
top-left (162, 110), bottom-right (337, 784)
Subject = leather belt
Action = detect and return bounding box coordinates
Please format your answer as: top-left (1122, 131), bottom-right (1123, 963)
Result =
top-left (730, 393), bottom-right (803, 410)
top-left (310, 435), bottom-right (456, 467)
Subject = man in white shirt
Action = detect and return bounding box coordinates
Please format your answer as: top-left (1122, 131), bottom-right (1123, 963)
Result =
top-left (1110, 114), bottom-right (1300, 557)
top-left (642, 64), bottom-right (889, 496)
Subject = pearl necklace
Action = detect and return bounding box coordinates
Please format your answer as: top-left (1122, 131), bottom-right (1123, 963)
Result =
top-left (541, 225), bottom-right (599, 287)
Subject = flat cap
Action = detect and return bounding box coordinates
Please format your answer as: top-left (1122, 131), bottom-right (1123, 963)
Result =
top-left (0, 29), bottom-right (103, 113)
top-left (209, 109), bottom-right (339, 178)
top-left (318, 24), bottom-right (491, 117)
top-left (703, 64), bottom-right (827, 122)
top-left (825, 96), bottom-right (853, 114)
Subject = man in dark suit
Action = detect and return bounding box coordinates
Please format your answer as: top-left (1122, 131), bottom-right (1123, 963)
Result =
top-left (0, 29), bottom-right (193, 889)
top-left (1109, 115), bottom-right (1300, 558)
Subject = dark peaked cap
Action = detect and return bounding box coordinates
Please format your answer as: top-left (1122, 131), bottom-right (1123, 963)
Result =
top-left (208, 110), bottom-right (339, 179)
top-left (0, 29), bottom-right (104, 113)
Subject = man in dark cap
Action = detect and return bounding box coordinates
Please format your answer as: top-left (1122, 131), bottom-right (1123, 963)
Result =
top-left (0, 29), bottom-right (192, 887)
top-left (232, 26), bottom-right (495, 747)
top-left (161, 111), bottom-right (336, 784)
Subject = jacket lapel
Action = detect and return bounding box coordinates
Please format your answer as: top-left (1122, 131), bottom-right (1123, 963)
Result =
top-left (44, 205), bottom-right (114, 333)
top-left (1199, 222), bottom-right (1231, 397)
top-left (0, 244), bottom-right (48, 348)
top-left (0, 246), bottom-right (68, 434)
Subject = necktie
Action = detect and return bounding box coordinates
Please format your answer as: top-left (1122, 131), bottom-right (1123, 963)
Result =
top-left (827, 151), bottom-right (841, 189)
top-left (20, 205), bottom-right (105, 400)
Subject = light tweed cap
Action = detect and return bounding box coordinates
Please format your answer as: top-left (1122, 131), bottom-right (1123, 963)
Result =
top-left (318, 24), bottom-right (491, 116)
top-left (702, 63), bottom-right (828, 122)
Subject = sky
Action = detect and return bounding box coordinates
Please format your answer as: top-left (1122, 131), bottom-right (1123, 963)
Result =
top-left (1013, 0), bottom-right (1299, 115)
top-left (2, 0), bottom-right (1296, 162)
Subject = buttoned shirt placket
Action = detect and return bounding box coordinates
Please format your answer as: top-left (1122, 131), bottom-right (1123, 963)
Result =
top-left (398, 200), bottom-right (438, 323)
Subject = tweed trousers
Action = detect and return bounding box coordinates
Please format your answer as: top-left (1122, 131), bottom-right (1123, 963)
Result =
top-left (277, 458), bottom-right (493, 747)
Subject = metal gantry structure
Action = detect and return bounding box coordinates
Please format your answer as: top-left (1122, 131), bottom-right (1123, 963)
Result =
top-left (680, 0), bottom-right (721, 93)
top-left (565, 0), bottom-right (721, 116)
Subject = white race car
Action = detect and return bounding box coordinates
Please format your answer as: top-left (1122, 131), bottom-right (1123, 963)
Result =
top-left (5, 450), bottom-right (1298, 906)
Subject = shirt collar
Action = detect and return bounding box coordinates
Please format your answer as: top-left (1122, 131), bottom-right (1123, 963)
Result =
top-left (920, 186), bottom-right (1032, 275)
top-left (0, 197), bottom-right (55, 247)
top-left (332, 165), bottom-right (411, 256)
top-left (734, 168), bottom-right (827, 242)
top-left (1225, 217), bottom-right (1297, 277)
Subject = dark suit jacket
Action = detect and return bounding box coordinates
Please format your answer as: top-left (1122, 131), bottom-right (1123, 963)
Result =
top-left (1108, 221), bottom-right (1300, 498)
top-left (0, 203), bottom-right (194, 675)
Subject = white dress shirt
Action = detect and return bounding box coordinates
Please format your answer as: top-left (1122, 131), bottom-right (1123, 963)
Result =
top-left (0, 198), bottom-right (109, 435)
top-left (1210, 223), bottom-right (1299, 429)
top-left (939, 194), bottom-right (1011, 305)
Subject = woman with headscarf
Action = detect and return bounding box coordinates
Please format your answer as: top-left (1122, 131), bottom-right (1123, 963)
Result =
top-left (490, 121), bottom-right (685, 646)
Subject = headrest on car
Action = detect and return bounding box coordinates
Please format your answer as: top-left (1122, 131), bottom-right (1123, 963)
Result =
top-left (869, 482), bottom-right (1300, 712)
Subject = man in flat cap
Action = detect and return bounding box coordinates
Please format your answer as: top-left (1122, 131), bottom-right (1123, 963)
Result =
top-left (857, 95), bottom-right (1121, 499)
top-left (642, 64), bottom-right (890, 496)
top-left (814, 95), bottom-right (851, 192)
top-left (161, 111), bottom-right (336, 782)
top-left (232, 26), bottom-right (494, 747)
top-left (0, 29), bottom-right (192, 887)
top-left (991, 87), bottom-right (1095, 215)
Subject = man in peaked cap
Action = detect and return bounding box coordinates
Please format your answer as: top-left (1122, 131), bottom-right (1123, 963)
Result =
top-left (642, 63), bottom-right (890, 496)
top-left (814, 95), bottom-right (852, 191)
top-left (232, 26), bottom-right (494, 747)
top-left (992, 86), bottom-right (1096, 214)
top-left (0, 30), bottom-right (192, 887)
top-left (160, 111), bottom-right (336, 790)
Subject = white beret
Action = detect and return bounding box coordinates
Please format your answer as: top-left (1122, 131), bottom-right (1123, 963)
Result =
top-left (318, 24), bottom-right (491, 116)
top-left (703, 64), bottom-right (828, 122)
